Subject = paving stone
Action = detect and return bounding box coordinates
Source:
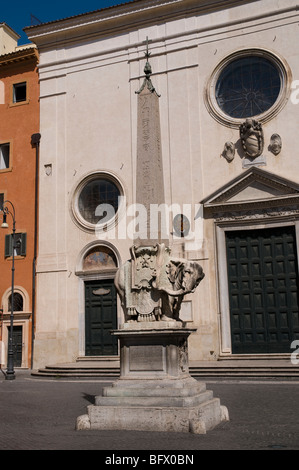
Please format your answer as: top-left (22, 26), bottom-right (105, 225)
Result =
top-left (0, 370), bottom-right (299, 451)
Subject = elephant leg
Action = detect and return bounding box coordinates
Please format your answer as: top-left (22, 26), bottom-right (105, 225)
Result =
top-left (172, 296), bottom-right (183, 321)
top-left (159, 292), bottom-right (173, 320)
top-left (154, 299), bottom-right (162, 321)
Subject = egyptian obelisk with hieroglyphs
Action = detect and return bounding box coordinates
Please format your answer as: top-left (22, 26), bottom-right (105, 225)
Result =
top-left (135, 39), bottom-right (168, 246)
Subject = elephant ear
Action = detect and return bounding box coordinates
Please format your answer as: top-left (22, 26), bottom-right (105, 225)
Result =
top-left (167, 259), bottom-right (184, 284)
top-left (193, 262), bottom-right (205, 282)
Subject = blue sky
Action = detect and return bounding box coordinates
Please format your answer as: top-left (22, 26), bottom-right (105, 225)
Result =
top-left (1, 0), bottom-right (133, 45)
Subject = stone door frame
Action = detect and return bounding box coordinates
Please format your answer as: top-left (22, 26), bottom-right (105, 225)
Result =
top-left (201, 167), bottom-right (299, 356)
top-left (216, 219), bottom-right (299, 355)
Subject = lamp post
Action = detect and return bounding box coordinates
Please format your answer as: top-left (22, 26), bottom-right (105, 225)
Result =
top-left (1, 201), bottom-right (16, 380)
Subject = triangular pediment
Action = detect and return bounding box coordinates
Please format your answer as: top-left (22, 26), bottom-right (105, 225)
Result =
top-left (202, 168), bottom-right (299, 208)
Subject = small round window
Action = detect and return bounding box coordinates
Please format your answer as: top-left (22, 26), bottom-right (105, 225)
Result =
top-left (216, 56), bottom-right (281, 119)
top-left (73, 173), bottom-right (123, 231)
top-left (78, 178), bottom-right (120, 225)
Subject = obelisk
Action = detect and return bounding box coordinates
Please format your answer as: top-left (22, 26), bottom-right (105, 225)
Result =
top-left (135, 38), bottom-right (168, 246)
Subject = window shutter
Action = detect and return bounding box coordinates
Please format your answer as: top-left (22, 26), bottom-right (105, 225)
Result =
top-left (20, 233), bottom-right (27, 257)
top-left (5, 234), bottom-right (12, 258)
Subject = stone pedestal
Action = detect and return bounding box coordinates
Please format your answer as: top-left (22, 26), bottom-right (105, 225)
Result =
top-left (76, 323), bottom-right (229, 434)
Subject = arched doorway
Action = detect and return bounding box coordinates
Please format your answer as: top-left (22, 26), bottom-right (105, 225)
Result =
top-left (77, 243), bottom-right (120, 357)
top-left (1, 287), bottom-right (31, 368)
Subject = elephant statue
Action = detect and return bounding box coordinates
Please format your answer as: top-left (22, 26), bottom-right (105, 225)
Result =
top-left (114, 247), bottom-right (204, 323)
top-left (158, 259), bottom-right (205, 321)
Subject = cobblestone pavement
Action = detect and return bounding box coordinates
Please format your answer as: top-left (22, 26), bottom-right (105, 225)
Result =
top-left (0, 370), bottom-right (299, 452)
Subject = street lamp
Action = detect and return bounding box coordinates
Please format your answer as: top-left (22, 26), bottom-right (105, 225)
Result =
top-left (1, 201), bottom-right (16, 380)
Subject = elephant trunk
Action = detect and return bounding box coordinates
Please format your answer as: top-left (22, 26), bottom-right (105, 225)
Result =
top-left (162, 287), bottom-right (187, 297)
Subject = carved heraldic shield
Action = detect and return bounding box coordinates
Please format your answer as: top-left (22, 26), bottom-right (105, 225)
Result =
top-left (240, 118), bottom-right (264, 159)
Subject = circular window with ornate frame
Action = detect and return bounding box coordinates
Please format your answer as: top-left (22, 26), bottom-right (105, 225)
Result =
top-left (205, 48), bottom-right (292, 128)
top-left (71, 172), bottom-right (125, 233)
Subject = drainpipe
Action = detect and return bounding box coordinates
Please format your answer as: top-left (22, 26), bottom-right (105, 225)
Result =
top-left (31, 133), bottom-right (41, 370)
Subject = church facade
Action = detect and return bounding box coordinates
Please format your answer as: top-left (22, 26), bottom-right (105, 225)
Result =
top-left (25, 0), bottom-right (299, 368)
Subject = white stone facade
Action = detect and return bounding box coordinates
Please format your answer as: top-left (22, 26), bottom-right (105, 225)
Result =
top-left (25, 0), bottom-right (299, 368)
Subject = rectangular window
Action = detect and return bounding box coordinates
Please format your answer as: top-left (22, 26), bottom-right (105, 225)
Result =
top-left (5, 233), bottom-right (27, 258)
top-left (0, 193), bottom-right (3, 211)
top-left (0, 143), bottom-right (10, 169)
top-left (13, 82), bottom-right (27, 103)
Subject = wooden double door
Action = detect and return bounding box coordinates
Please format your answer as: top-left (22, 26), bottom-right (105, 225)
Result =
top-left (226, 226), bottom-right (299, 353)
top-left (85, 279), bottom-right (118, 356)
top-left (7, 325), bottom-right (22, 367)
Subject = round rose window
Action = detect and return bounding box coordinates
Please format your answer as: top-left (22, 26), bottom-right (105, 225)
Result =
top-left (215, 56), bottom-right (281, 119)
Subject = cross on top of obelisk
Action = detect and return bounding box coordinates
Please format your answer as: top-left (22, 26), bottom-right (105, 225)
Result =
top-left (136, 37), bottom-right (160, 96)
top-left (144, 36), bottom-right (151, 60)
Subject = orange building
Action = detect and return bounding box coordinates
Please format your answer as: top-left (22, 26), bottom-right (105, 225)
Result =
top-left (0, 24), bottom-right (40, 371)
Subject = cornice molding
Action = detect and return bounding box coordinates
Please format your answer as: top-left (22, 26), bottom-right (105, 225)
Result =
top-left (24, 0), bottom-right (182, 39)
top-left (213, 201), bottom-right (299, 222)
top-left (24, 0), bottom-right (261, 47)
top-left (27, 1), bottom-right (298, 74)
top-left (0, 48), bottom-right (39, 67)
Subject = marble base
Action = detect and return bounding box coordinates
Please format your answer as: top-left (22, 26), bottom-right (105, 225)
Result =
top-left (76, 324), bottom-right (229, 434)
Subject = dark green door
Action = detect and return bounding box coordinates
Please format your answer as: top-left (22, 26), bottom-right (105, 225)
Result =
top-left (7, 325), bottom-right (22, 367)
top-left (226, 226), bottom-right (299, 353)
top-left (85, 279), bottom-right (118, 356)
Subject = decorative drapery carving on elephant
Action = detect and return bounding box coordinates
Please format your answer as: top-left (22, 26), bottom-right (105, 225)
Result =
top-left (114, 243), bottom-right (205, 323)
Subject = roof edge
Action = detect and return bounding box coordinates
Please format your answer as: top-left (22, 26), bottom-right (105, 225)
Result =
top-left (23, 0), bottom-right (258, 41)
top-left (0, 47), bottom-right (39, 67)
top-left (0, 22), bottom-right (20, 40)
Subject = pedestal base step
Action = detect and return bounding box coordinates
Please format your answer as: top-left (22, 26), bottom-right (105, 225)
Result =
top-left (77, 399), bottom-right (228, 434)
top-left (76, 378), bottom-right (229, 434)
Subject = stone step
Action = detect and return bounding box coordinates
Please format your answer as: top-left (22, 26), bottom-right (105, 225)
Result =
top-left (95, 390), bottom-right (214, 408)
top-left (31, 364), bottom-right (120, 378)
top-left (191, 370), bottom-right (299, 377)
top-left (31, 359), bottom-right (299, 379)
top-left (218, 354), bottom-right (291, 361)
top-left (31, 367), bottom-right (120, 378)
top-left (31, 370), bottom-right (120, 378)
top-left (76, 356), bottom-right (120, 362)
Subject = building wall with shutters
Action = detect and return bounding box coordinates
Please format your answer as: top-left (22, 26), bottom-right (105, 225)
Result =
top-left (0, 26), bottom-right (40, 368)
